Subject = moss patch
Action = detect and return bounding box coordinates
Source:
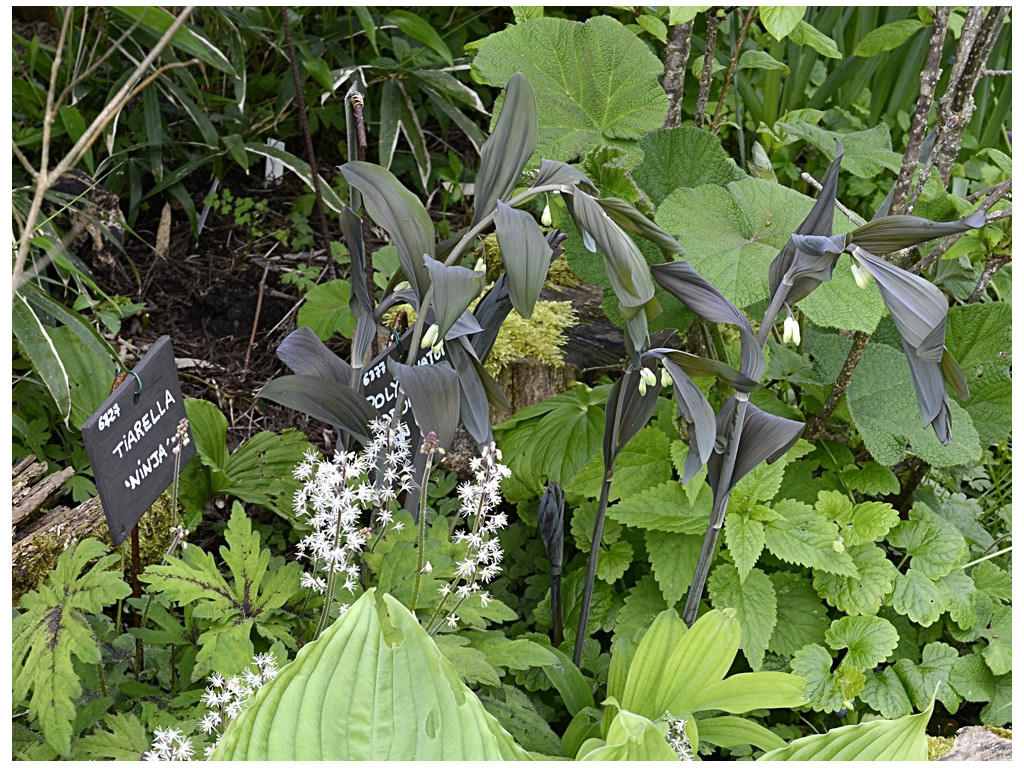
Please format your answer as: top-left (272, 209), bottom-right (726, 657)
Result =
top-left (485, 300), bottom-right (577, 376)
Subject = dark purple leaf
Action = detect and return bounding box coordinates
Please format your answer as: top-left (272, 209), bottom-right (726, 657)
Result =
top-left (445, 336), bottom-right (509, 445)
top-left (847, 211), bottom-right (986, 256)
top-left (598, 197), bottom-right (684, 256)
top-left (604, 367), bottom-right (662, 471)
top-left (538, 482), bottom-right (565, 570)
top-left (339, 161), bottom-right (434, 300)
top-left (423, 254), bottom-right (485, 339)
top-left (473, 73), bottom-right (538, 227)
top-left (649, 353), bottom-right (716, 483)
top-left (658, 350), bottom-right (760, 393)
top-left (535, 159), bottom-right (596, 192)
top-left (258, 374), bottom-right (374, 443)
top-left (388, 358), bottom-right (461, 451)
top-left (339, 206), bottom-right (377, 368)
top-left (494, 200), bottom-right (552, 319)
top-left (276, 327), bottom-right (353, 384)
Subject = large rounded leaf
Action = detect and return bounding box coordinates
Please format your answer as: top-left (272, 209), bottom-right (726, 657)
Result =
top-left (212, 590), bottom-right (529, 760)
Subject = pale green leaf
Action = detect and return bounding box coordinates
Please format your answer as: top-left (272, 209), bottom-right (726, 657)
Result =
top-left (579, 707), bottom-right (679, 761)
top-left (936, 569), bottom-right (978, 630)
top-left (972, 561), bottom-right (1011, 603)
top-left (853, 19), bottom-right (926, 57)
top-left (889, 568), bottom-right (949, 627)
top-left (825, 615), bottom-right (899, 669)
top-left (763, 499), bottom-right (858, 576)
top-left (778, 122), bottom-right (901, 179)
top-left (760, 6), bottom-right (806, 40)
top-left (790, 645), bottom-right (866, 713)
top-left (435, 635), bottom-right (502, 687)
top-left (839, 461), bottom-right (900, 496)
top-left (669, 441), bottom-right (708, 505)
top-left (949, 654), bottom-right (1012, 727)
top-left (787, 20), bottom-right (842, 58)
top-left (817, 491), bottom-right (900, 546)
top-left (212, 590), bottom-right (529, 759)
top-left (607, 480), bottom-right (712, 533)
top-left (633, 125), bottom-right (744, 206)
top-left (472, 16), bottom-right (668, 162)
top-left (725, 510), bottom-right (765, 583)
top-left (297, 280), bottom-right (355, 341)
top-left (848, 343), bottom-right (981, 467)
top-left (758, 704), bottom-right (931, 760)
top-left (699, 715), bottom-right (787, 752)
top-left (738, 49), bottom-right (790, 74)
top-left (708, 565), bottom-right (776, 670)
top-left (769, 571), bottom-right (829, 657)
top-left (689, 671), bottom-right (807, 714)
top-left (597, 539), bottom-right (634, 583)
top-left (644, 530), bottom-right (700, 605)
top-left (887, 504), bottom-right (968, 578)
top-left (813, 543), bottom-right (897, 617)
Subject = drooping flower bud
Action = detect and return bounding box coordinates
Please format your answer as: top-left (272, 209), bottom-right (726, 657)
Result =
top-left (541, 199), bottom-right (552, 227)
top-left (420, 324), bottom-right (439, 350)
top-left (783, 314), bottom-right (801, 346)
top-left (851, 260), bottom-right (874, 290)
top-left (660, 367), bottom-right (673, 388)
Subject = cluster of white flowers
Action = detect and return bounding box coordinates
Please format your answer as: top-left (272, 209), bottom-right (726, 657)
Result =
top-left (664, 715), bottom-right (693, 761)
top-left (144, 653), bottom-right (279, 761)
top-left (144, 726), bottom-right (194, 761)
top-left (436, 442), bottom-right (511, 629)
top-left (292, 418), bottom-right (415, 608)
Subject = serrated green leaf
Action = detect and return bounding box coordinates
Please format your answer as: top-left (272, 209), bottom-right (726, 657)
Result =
top-left (612, 574), bottom-right (667, 643)
top-left (980, 603), bottom-right (1011, 676)
top-left (212, 590), bottom-right (529, 759)
top-left (77, 713), bottom-right (150, 760)
top-left (825, 615), bottom-right (899, 669)
top-left (481, 684), bottom-right (564, 756)
top-left (887, 504), bottom-right (968, 578)
top-left (972, 560), bottom-right (1011, 603)
top-left (764, 498), bottom-right (858, 576)
top-left (945, 302), bottom-right (1012, 447)
top-left (859, 666), bottom-right (914, 719)
top-left (571, 500), bottom-right (622, 549)
top-left (818, 491), bottom-right (900, 546)
top-left (839, 461), bottom-right (900, 496)
top-left (848, 343), bottom-right (981, 468)
top-left (791, 644), bottom-right (866, 713)
top-left (566, 427), bottom-right (672, 502)
top-left (758, 704), bottom-right (931, 760)
top-left (645, 530), bottom-right (701, 605)
top-left (813, 543), bottom-right (898, 617)
top-left (633, 125), bottom-right (744, 206)
top-left (853, 19), bottom-right (925, 57)
top-left (725, 510), bottom-right (765, 582)
top-left (297, 281), bottom-right (355, 341)
top-left (13, 539), bottom-right (130, 757)
top-left (708, 565), bottom-right (776, 670)
top-left (732, 439), bottom-right (814, 506)
top-left (936, 569), bottom-right (978, 630)
top-left (889, 568), bottom-right (949, 627)
top-left (597, 539), bottom-right (634, 583)
top-left (472, 17), bottom-right (668, 162)
top-left (669, 441), bottom-right (707, 505)
top-left (769, 571), bottom-right (829, 657)
top-left (607, 480), bottom-right (712, 533)
top-left (948, 653), bottom-right (1012, 727)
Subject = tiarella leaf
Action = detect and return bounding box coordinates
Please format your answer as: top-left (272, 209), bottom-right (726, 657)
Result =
top-left (707, 398), bottom-right (805, 499)
top-left (473, 73), bottom-right (538, 227)
top-left (846, 211), bottom-right (986, 256)
top-left (276, 326), bottom-right (353, 383)
top-left (422, 254), bottom-right (485, 339)
top-left (339, 161), bottom-right (434, 300)
top-left (388, 359), bottom-right (461, 451)
top-left (494, 200), bottom-right (552, 318)
top-left (258, 374), bottom-right (374, 443)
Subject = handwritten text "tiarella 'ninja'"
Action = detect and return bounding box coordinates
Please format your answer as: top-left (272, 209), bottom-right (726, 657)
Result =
top-left (108, 389), bottom-right (177, 490)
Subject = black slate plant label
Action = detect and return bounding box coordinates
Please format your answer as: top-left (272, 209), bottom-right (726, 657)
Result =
top-left (82, 336), bottom-right (195, 546)
top-left (361, 329), bottom-right (448, 447)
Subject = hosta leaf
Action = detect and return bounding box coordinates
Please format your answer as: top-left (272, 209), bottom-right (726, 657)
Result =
top-left (758, 704), bottom-right (931, 760)
top-left (813, 543), bottom-right (897, 617)
top-left (848, 343), bottom-right (980, 467)
top-left (769, 571), bottom-right (829, 656)
top-left (708, 565), bottom-right (777, 670)
top-left (212, 590), bottom-right (529, 759)
top-left (494, 200), bottom-right (552, 318)
top-left (578, 707), bottom-right (679, 761)
top-left (473, 73), bottom-right (537, 226)
top-left (339, 161), bottom-right (434, 300)
top-left (699, 716), bottom-right (787, 752)
top-left (472, 16), bottom-right (668, 162)
top-left (12, 539), bottom-right (130, 757)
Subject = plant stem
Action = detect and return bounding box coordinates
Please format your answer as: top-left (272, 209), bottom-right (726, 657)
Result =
top-left (280, 7), bottom-right (335, 279)
top-left (694, 10), bottom-right (722, 129)
top-left (409, 452), bottom-right (436, 612)
top-left (710, 7), bottom-right (757, 134)
top-left (960, 546), bottom-right (1013, 571)
top-left (662, 20), bottom-right (695, 128)
top-left (551, 567), bottom-right (563, 647)
top-left (683, 395), bottom-right (748, 626)
top-left (573, 468), bottom-right (613, 666)
top-left (804, 331), bottom-right (869, 442)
